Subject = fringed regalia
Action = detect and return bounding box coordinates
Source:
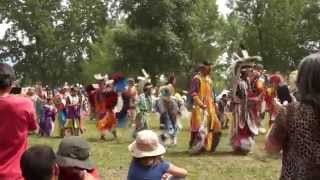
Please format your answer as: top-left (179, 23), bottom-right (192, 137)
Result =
top-left (230, 54), bottom-right (262, 153)
top-left (189, 74), bottom-right (221, 154)
top-left (96, 91), bottom-right (118, 134)
top-left (39, 104), bottom-right (56, 136)
top-left (135, 93), bottom-right (152, 134)
top-left (157, 86), bottom-right (179, 145)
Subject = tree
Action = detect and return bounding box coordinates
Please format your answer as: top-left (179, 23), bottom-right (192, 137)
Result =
top-left (109, 0), bottom-right (193, 77)
top-left (0, 0), bottom-right (110, 86)
top-left (81, 26), bottom-right (120, 83)
top-left (296, 0), bottom-right (320, 54)
top-left (85, 0), bottom-right (224, 87)
top-left (226, 0), bottom-right (320, 72)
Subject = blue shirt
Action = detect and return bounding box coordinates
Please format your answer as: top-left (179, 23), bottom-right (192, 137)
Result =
top-left (127, 160), bottom-right (170, 180)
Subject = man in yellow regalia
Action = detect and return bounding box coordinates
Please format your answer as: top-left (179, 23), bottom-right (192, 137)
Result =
top-left (189, 61), bottom-right (221, 154)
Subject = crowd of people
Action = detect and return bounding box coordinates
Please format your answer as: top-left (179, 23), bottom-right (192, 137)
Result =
top-left (1, 51), bottom-right (320, 179)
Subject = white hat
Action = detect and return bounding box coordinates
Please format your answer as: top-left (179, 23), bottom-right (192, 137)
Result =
top-left (128, 130), bottom-right (166, 158)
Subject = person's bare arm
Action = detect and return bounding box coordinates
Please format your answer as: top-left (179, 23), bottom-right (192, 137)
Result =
top-left (265, 106), bottom-right (288, 154)
top-left (27, 100), bottom-right (38, 132)
top-left (265, 125), bottom-right (283, 154)
top-left (166, 164), bottom-right (188, 177)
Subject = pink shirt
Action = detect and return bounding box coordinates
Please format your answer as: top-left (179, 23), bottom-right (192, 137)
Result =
top-left (0, 95), bottom-right (37, 180)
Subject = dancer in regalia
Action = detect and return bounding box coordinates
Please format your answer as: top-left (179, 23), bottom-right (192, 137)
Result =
top-left (127, 78), bottom-right (138, 128)
top-left (265, 74), bottom-right (282, 126)
top-left (94, 74), bottom-right (118, 140)
top-left (230, 53), bottom-right (262, 154)
top-left (134, 82), bottom-right (153, 136)
top-left (158, 86), bottom-right (179, 145)
top-left (112, 73), bottom-right (130, 129)
top-left (39, 97), bottom-right (57, 136)
top-left (65, 87), bottom-right (82, 136)
top-left (189, 61), bottom-right (221, 154)
top-left (54, 88), bottom-right (67, 137)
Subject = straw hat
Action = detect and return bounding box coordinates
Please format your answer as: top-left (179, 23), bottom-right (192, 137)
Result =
top-left (128, 130), bottom-right (166, 158)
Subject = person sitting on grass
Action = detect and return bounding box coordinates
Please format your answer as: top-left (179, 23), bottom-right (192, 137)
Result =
top-left (56, 136), bottom-right (100, 180)
top-left (128, 130), bottom-right (188, 180)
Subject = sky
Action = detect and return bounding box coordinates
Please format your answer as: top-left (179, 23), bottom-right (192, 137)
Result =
top-left (0, 0), bottom-right (231, 38)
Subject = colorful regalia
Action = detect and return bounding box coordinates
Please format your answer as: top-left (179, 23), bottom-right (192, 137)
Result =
top-left (127, 80), bottom-right (138, 127)
top-left (54, 94), bottom-right (67, 136)
top-left (39, 104), bottom-right (56, 136)
top-left (112, 72), bottom-right (130, 128)
top-left (135, 92), bottom-right (153, 134)
top-left (231, 76), bottom-right (256, 153)
top-left (189, 74), bottom-right (221, 154)
top-left (65, 94), bottom-right (81, 135)
top-left (230, 54), bottom-right (262, 153)
top-left (96, 90), bottom-right (118, 134)
top-left (265, 74), bottom-right (282, 126)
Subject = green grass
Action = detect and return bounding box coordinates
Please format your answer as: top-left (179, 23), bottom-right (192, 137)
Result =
top-left (29, 115), bottom-right (281, 180)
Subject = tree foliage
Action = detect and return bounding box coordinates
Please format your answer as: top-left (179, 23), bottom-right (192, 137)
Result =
top-left (1, 0), bottom-right (320, 86)
top-left (0, 0), bottom-right (110, 85)
top-left (226, 0), bottom-right (320, 72)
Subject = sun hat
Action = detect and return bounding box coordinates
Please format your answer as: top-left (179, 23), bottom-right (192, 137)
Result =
top-left (56, 136), bottom-right (95, 170)
top-left (128, 130), bottom-right (166, 158)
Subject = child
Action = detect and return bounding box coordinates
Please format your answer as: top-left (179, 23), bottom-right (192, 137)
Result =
top-left (39, 97), bottom-right (57, 136)
top-left (54, 91), bottom-right (67, 137)
top-left (128, 130), bottom-right (188, 180)
top-left (65, 87), bottom-right (81, 136)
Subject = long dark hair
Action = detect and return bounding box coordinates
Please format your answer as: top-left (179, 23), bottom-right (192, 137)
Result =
top-left (133, 156), bottom-right (163, 167)
top-left (297, 53), bottom-right (320, 111)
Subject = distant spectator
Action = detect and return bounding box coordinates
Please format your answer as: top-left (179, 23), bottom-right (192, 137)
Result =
top-left (128, 130), bottom-right (188, 180)
top-left (56, 136), bottom-right (100, 180)
top-left (218, 94), bottom-right (228, 128)
top-left (20, 145), bottom-right (58, 180)
top-left (0, 63), bottom-right (37, 180)
top-left (266, 53), bottom-right (320, 179)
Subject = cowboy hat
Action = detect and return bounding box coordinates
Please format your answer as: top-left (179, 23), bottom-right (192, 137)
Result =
top-left (128, 130), bottom-right (166, 158)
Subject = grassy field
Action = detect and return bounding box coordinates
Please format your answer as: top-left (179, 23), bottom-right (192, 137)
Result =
top-left (29, 115), bottom-right (281, 180)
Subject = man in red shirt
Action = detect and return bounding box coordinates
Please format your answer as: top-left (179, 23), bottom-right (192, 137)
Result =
top-left (0, 63), bottom-right (37, 180)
